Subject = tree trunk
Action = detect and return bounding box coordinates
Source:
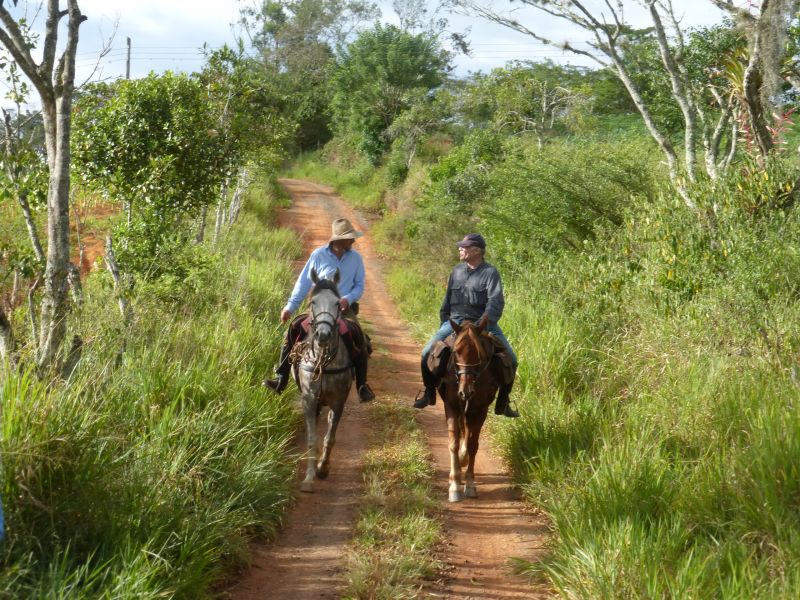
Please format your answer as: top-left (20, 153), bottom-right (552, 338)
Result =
top-left (0, 305), bottom-right (14, 367)
top-left (648, 1), bottom-right (698, 181)
top-left (104, 235), bottom-right (132, 323)
top-left (609, 52), bottom-right (679, 180)
top-left (36, 95), bottom-right (74, 370)
top-left (196, 204), bottom-right (207, 243)
top-left (17, 193), bottom-right (45, 264)
top-left (743, 55), bottom-right (773, 158)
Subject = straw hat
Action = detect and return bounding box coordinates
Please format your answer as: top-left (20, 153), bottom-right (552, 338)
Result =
top-left (329, 218), bottom-right (364, 242)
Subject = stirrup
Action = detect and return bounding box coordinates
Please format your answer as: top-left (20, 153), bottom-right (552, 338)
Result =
top-left (502, 402), bottom-right (520, 418)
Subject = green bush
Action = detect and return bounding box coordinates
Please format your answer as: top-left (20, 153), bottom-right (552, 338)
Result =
top-left (382, 120), bottom-right (800, 597)
top-left (0, 178), bottom-right (301, 597)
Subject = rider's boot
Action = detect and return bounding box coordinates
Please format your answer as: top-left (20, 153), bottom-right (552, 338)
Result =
top-left (344, 330), bottom-right (375, 402)
top-left (494, 382), bottom-right (520, 418)
top-left (354, 352), bottom-right (375, 402)
top-left (413, 357), bottom-right (439, 409)
top-left (263, 320), bottom-right (302, 394)
top-left (263, 345), bottom-right (291, 393)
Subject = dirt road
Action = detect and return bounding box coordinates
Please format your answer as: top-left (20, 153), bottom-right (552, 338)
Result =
top-left (227, 179), bottom-right (550, 599)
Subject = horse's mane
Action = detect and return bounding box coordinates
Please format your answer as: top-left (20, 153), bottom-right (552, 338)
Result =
top-left (455, 322), bottom-right (488, 364)
top-left (312, 278), bottom-right (340, 298)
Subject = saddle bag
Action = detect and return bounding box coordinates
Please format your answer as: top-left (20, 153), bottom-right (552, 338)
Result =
top-left (427, 340), bottom-right (452, 378)
top-left (486, 333), bottom-right (515, 386)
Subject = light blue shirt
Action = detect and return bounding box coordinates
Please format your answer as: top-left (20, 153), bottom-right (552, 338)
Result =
top-left (284, 244), bottom-right (366, 314)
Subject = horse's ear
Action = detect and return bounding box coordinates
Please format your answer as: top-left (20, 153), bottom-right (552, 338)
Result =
top-left (311, 268), bottom-right (319, 284)
top-left (477, 314), bottom-right (489, 332)
top-left (449, 318), bottom-right (461, 334)
top-left (333, 268), bottom-right (340, 284)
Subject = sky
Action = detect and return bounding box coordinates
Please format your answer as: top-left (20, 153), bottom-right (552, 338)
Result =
top-left (3, 0), bottom-right (732, 90)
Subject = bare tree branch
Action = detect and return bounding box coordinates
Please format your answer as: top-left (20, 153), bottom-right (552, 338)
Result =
top-left (647, 0), bottom-right (698, 180)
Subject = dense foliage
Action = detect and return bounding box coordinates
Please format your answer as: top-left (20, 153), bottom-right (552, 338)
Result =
top-left (4, 1), bottom-right (800, 596)
top-left (330, 23), bottom-right (451, 164)
top-left (1, 180), bottom-right (301, 597)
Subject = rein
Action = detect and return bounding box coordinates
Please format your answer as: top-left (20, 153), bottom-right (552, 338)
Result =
top-left (291, 297), bottom-right (351, 381)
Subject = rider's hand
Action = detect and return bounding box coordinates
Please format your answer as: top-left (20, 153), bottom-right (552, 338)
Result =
top-left (339, 297), bottom-right (350, 312)
top-left (280, 309), bottom-right (291, 324)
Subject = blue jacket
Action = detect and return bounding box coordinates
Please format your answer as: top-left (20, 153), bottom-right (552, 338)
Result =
top-left (284, 244), bottom-right (366, 314)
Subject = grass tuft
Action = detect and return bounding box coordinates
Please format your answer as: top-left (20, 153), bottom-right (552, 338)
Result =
top-left (343, 399), bottom-right (442, 599)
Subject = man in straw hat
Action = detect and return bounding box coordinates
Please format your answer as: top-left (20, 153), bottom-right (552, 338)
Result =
top-left (263, 217), bottom-right (376, 403)
top-left (413, 233), bottom-right (519, 417)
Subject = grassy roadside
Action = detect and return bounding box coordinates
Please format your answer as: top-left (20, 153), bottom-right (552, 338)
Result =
top-left (283, 148), bottom-right (800, 598)
top-left (343, 398), bottom-right (442, 599)
top-left (1, 174), bottom-right (303, 598)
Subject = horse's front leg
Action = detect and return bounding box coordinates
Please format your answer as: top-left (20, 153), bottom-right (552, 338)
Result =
top-left (301, 394), bottom-right (319, 493)
top-left (463, 412), bottom-right (486, 499)
top-left (458, 413), bottom-right (468, 468)
top-left (446, 406), bottom-right (463, 503)
top-left (316, 400), bottom-right (344, 480)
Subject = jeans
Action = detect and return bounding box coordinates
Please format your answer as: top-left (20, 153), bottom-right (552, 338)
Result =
top-left (422, 320), bottom-right (518, 368)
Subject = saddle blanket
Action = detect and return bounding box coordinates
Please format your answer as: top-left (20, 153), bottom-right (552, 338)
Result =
top-left (299, 316), bottom-right (351, 336)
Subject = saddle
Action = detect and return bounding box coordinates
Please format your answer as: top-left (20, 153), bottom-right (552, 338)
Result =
top-left (426, 332), bottom-right (514, 386)
top-left (289, 312), bottom-right (372, 357)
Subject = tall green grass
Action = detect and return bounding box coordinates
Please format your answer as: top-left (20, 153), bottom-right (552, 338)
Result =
top-left (0, 174), bottom-right (302, 597)
top-left (375, 134), bottom-right (800, 597)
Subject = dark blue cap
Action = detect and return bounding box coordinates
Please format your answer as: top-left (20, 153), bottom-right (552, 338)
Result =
top-left (456, 233), bottom-right (486, 249)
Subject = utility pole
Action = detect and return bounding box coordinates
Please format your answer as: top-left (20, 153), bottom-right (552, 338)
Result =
top-left (126, 37), bottom-right (131, 79)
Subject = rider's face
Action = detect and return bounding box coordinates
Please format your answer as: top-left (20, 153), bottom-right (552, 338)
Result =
top-left (459, 246), bottom-right (477, 261)
top-left (331, 239), bottom-right (355, 254)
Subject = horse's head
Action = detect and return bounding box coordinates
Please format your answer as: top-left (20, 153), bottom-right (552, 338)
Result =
top-left (450, 314), bottom-right (490, 402)
top-left (309, 267), bottom-right (341, 346)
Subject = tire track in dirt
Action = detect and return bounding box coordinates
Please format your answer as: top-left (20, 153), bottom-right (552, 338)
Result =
top-left (226, 179), bottom-right (551, 599)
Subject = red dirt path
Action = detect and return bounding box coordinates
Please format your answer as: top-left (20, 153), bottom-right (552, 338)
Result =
top-left (226, 179), bottom-right (551, 599)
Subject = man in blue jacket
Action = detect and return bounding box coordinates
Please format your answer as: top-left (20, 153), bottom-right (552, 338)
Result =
top-left (264, 218), bottom-right (375, 402)
top-left (413, 233), bottom-right (519, 417)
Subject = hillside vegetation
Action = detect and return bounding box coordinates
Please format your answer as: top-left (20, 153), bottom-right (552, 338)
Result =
top-left (2, 1), bottom-right (800, 597)
top-left (286, 23), bottom-right (800, 591)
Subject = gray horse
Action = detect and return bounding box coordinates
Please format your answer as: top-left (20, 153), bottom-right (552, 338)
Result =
top-left (293, 268), bottom-right (354, 493)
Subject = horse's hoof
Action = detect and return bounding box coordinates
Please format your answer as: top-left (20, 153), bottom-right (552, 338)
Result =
top-left (316, 465), bottom-right (330, 480)
top-left (464, 485), bottom-right (478, 499)
top-left (300, 481), bottom-right (314, 493)
top-left (448, 490), bottom-right (463, 503)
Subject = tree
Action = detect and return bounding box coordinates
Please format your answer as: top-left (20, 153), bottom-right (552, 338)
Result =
top-left (462, 61), bottom-right (594, 148)
top-left (198, 43), bottom-right (291, 241)
top-left (710, 0), bottom-right (799, 157)
top-left (239, 0), bottom-right (378, 150)
top-left (0, 0), bottom-right (86, 371)
top-left (330, 23), bottom-right (451, 163)
top-left (457, 0), bottom-right (792, 193)
top-left (72, 73), bottom-right (228, 277)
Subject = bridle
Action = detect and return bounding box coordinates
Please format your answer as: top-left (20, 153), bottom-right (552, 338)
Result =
top-left (455, 359), bottom-right (489, 381)
top-left (298, 291), bottom-right (349, 380)
top-left (453, 331), bottom-right (491, 383)
top-left (310, 307), bottom-right (340, 332)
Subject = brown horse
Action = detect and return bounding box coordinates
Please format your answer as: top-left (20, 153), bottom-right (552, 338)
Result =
top-left (441, 314), bottom-right (499, 502)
